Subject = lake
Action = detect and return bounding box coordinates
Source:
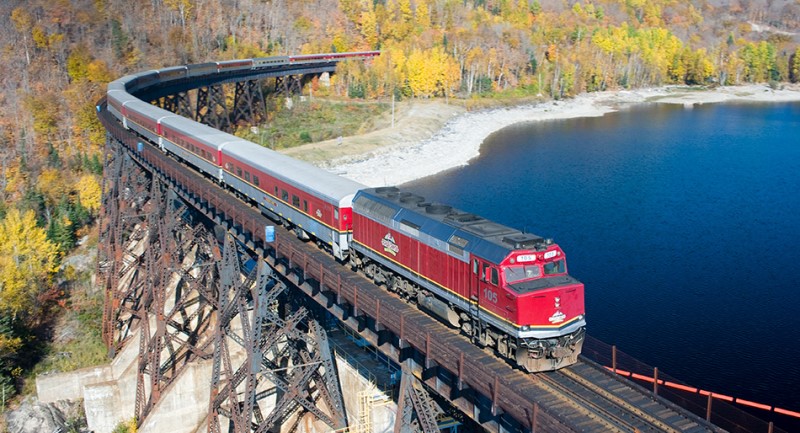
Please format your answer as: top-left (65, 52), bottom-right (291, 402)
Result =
top-left (404, 101), bottom-right (800, 427)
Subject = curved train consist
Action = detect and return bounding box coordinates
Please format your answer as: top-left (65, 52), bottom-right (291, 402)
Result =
top-left (105, 52), bottom-right (586, 372)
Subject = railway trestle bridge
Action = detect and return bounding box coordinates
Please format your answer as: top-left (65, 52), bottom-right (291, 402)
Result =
top-left (89, 55), bottom-right (786, 433)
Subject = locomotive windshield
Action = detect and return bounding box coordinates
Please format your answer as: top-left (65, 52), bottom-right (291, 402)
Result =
top-left (504, 264), bottom-right (541, 284)
top-left (544, 259), bottom-right (566, 275)
top-left (505, 259), bottom-right (566, 284)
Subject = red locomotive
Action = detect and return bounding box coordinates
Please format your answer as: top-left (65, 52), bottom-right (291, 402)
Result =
top-left (350, 187), bottom-right (585, 372)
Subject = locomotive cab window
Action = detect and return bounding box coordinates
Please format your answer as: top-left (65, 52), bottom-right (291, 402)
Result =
top-left (473, 259), bottom-right (479, 275)
top-left (490, 268), bottom-right (499, 285)
top-left (334, 209), bottom-right (339, 221)
top-left (292, 195), bottom-right (300, 207)
top-left (281, 190), bottom-right (288, 201)
top-left (505, 265), bottom-right (542, 284)
top-left (544, 259), bottom-right (565, 275)
top-left (303, 200), bottom-right (308, 212)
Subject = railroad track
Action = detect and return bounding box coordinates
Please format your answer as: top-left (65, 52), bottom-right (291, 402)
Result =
top-left (99, 105), bottom-right (723, 433)
top-left (534, 360), bottom-right (720, 433)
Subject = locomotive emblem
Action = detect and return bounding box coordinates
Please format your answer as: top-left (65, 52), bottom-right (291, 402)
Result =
top-left (316, 209), bottom-right (322, 218)
top-left (549, 296), bottom-right (566, 324)
top-left (382, 233), bottom-right (399, 256)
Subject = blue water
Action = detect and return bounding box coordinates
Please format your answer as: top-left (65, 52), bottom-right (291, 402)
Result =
top-left (405, 102), bottom-right (800, 425)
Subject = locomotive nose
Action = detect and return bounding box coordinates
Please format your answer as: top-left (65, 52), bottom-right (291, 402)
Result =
top-left (516, 279), bottom-right (585, 330)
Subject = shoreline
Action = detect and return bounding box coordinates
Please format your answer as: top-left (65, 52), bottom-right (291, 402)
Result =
top-left (285, 84), bottom-right (800, 187)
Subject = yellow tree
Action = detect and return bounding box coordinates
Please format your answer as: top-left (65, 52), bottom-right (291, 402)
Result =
top-left (360, 9), bottom-right (379, 48)
top-left (38, 168), bottom-right (71, 208)
top-left (415, 0), bottom-right (431, 29)
top-left (77, 174), bottom-right (102, 213)
top-left (0, 209), bottom-right (61, 318)
top-left (406, 49), bottom-right (436, 97)
top-left (406, 47), bottom-right (459, 97)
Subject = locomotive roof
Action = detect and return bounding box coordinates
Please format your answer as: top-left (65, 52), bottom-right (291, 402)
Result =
top-left (354, 187), bottom-right (550, 265)
top-left (222, 138), bottom-right (366, 205)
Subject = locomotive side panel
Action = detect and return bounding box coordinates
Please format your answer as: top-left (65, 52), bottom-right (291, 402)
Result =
top-left (351, 212), bottom-right (474, 309)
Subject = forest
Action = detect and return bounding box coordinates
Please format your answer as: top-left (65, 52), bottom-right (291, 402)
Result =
top-left (0, 0), bottom-right (799, 410)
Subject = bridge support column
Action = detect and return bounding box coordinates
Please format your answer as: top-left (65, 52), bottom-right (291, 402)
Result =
top-left (196, 84), bottom-right (231, 132)
top-left (99, 139), bottom-right (153, 355)
top-left (232, 80), bottom-right (266, 128)
top-left (99, 137), bottom-right (222, 427)
top-left (208, 233), bottom-right (348, 433)
top-left (394, 366), bottom-right (443, 433)
top-left (275, 75), bottom-right (303, 98)
top-left (133, 179), bottom-right (218, 424)
top-left (158, 91), bottom-right (194, 119)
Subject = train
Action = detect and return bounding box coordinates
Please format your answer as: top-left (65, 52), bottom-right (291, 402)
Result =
top-left (104, 51), bottom-right (586, 372)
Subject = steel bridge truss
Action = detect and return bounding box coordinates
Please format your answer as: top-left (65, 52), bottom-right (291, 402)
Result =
top-left (196, 84), bottom-right (232, 132)
top-left (155, 75), bottom-right (314, 134)
top-left (208, 233), bottom-right (348, 433)
top-left (100, 135), bottom-right (348, 432)
top-left (395, 366), bottom-right (445, 433)
top-left (155, 91), bottom-right (193, 119)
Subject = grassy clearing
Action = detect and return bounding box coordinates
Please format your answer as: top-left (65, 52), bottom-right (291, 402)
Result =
top-left (235, 98), bottom-right (390, 150)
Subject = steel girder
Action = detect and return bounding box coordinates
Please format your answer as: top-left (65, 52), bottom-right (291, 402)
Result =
top-left (196, 84), bottom-right (231, 132)
top-left (100, 128), bottom-right (350, 433)
top-left (99, 138), bottom-right (218, 424)
top-left (208, 233), bottom-right (348, 433)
